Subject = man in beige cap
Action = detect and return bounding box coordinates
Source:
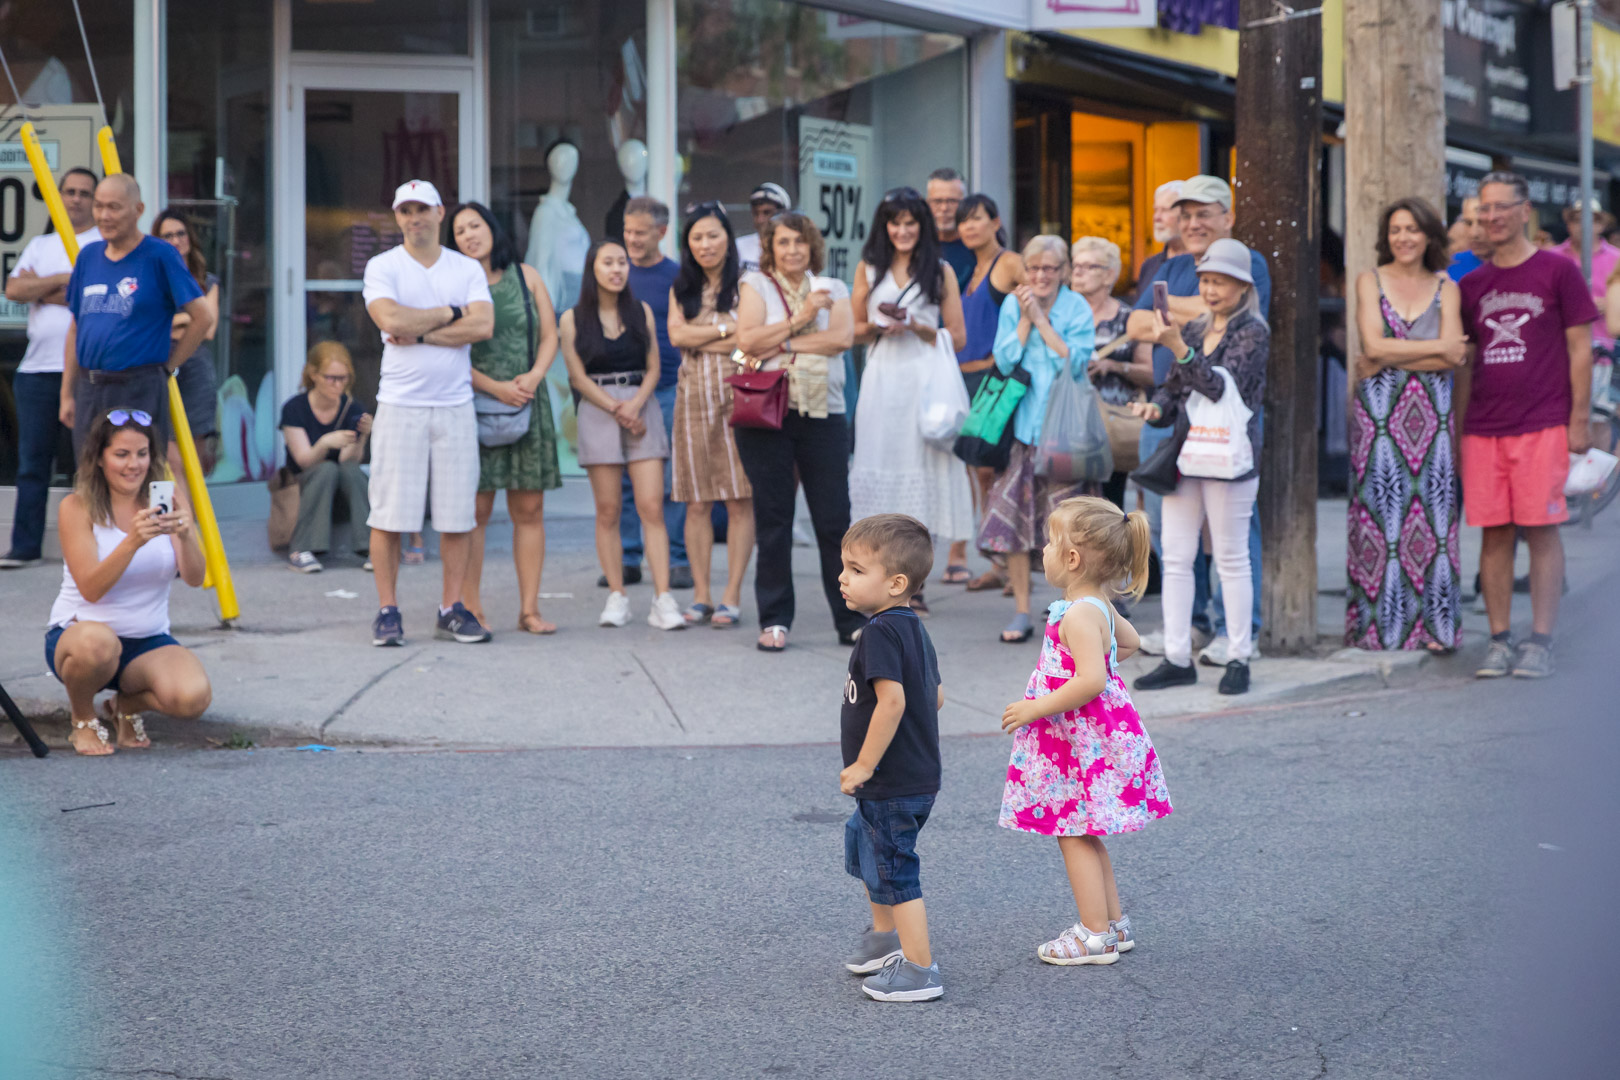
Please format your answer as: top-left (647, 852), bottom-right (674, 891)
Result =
top-left (1127, 174), bottom-right (1271, 663)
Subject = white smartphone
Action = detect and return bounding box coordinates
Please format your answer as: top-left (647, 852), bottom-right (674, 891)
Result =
top-left (148, 480), bottom-right (175, 517)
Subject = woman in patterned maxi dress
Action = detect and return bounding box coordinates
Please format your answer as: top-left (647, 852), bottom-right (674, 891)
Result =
top-left (1346, 199), bottom-right (1466, 652)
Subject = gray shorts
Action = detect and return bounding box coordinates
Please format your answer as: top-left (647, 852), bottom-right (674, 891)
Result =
top-left (576, 380), bottom-right (669, 466)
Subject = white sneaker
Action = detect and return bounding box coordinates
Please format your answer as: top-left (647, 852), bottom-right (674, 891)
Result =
top-left (1199, 636), bottom-right (1261, 667)
top-left (288, 551), bottom-right (323, 573)
top-left (600, 591), bottom-right (632, 627)
top-left (647, 591), bottom-right (686, 631)
top-left (1138, 630), bottom-right (1165, 656)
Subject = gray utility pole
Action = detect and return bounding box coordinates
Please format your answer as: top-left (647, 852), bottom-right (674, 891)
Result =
top-left (1235, 0), bottom-right (1323, 656)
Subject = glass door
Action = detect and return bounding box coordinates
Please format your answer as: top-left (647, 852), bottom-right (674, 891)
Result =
top-left (278, 62), bottom-right (477, 409)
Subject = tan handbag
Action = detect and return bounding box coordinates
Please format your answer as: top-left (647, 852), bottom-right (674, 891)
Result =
top-left (267, 466), bottom-right (299, 551)
top-left (1101, 399), bottom-right (1145, 474)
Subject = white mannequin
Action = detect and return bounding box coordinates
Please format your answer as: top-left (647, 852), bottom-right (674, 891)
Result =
top-left (525, 142), bottom-right (592, 313)
top-left (617, 138), bottom-right (647, 197)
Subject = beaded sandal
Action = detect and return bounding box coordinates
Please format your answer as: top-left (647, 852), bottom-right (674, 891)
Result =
top-left (101, 698), bottom-right (150, 749)
top-left (70, 715), bottom-right (114, 756)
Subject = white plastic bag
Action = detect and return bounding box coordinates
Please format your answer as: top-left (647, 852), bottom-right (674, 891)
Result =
top-left (1176, 366), bottom-right (1254, 479)
top-left (917, 331), bottom-right (971, 449)
top-left (1565, 447), bottom-right (1620, 495)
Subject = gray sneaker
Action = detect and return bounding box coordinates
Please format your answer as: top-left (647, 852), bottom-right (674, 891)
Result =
top-left (1512, 641), bottom-right (1554, 679)
top-left (844, 928), bottom-right (903, 974)
top-left (861, 954), bottom-right (943, 1002)
top-left (1476, 638), bottom-right (1514, 678)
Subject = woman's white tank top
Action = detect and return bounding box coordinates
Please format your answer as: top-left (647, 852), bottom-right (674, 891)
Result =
top-left (48, 521), bottom-right (176, 637)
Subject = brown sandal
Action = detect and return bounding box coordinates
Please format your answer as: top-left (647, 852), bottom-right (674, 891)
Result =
top-left (964, 569), bottom-right (1006, 592)
top-left (518, 613), bottom-right (557, 635)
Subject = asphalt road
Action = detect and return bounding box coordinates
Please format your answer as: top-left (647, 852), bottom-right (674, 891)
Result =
top-left (3, 572), bottom-right (1617, 1079)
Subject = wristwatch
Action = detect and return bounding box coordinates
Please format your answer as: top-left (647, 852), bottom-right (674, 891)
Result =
top-left (447, 304), bottom-right (464, 324)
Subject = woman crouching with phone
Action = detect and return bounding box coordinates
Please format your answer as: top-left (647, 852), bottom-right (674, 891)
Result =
top-left (47, 408), bottom-right (211, 755)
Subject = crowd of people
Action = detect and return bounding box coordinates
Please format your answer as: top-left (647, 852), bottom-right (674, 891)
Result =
top-left (4, 158), bottom-right (1602, 756)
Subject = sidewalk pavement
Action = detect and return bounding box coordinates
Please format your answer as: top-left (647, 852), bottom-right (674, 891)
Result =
top-left (4, 485), bottom-right (1616, 751)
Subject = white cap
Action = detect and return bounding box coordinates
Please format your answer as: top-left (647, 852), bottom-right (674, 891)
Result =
top-left (1197, 237), bottom-right (1254, 284)
top-left (1174, 174), bottom-right (1233, 211)
top-left (392, 179), bottom-right (443, 210)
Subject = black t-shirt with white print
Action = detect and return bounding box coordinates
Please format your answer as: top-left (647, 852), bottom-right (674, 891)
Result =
top-left (840, 606), bottom-right (942, 801)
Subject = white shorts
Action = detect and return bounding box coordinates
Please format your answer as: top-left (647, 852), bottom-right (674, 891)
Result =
top-left (366, 400), bottom-right (479, 534)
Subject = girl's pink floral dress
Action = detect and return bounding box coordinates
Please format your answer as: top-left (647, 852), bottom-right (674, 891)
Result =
top-left (1000, 597), bottom-right (1173, 836)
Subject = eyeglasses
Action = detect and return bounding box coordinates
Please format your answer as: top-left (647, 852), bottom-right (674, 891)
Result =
top-left (320, 373), bottom-right (348, 385)
top-left (1026, 264), bottom-right (1064, 277)
top-left (1478, 200), bottom-right (1527, 216)
top-left (1072, 263), bottom-right (1110, 274)
top-left (158, 231), bottom-right (188, 243)
top-left (107, 409), bottom-right (152, 427)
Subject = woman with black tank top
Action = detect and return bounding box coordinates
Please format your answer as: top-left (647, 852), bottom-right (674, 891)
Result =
top-left (947, 194), bottom-right (1025, 589)
top-left (560, 239), bottom-right (684, 632)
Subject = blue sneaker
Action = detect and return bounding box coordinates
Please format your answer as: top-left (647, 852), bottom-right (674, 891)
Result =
top-left (436, 602), bottom-right (491, 643)
top-left (372, 606), bottom-right (404, 647)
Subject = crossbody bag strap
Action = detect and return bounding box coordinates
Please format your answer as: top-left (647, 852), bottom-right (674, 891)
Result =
top-left (515, 265), bottom-right (536, 360)
top-left (766, 275), bottom-right (799, 368)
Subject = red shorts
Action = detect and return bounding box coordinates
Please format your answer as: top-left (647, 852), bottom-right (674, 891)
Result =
top-left (1460, 427), bottom-right (1570, 528)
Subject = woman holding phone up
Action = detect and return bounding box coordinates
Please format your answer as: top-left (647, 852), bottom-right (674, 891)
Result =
top-left (46, 408), bottom-right (211, 755)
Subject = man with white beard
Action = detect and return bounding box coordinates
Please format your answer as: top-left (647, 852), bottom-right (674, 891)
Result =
top-left (1133, 180), bottom-right (1186, 299)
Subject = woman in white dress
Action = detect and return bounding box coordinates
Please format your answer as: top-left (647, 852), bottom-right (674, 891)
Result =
top-left (849, 186), bottom-right (971, 614)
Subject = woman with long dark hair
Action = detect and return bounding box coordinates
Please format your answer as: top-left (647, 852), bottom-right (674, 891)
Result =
top-left (153, 209), bottom-right (220, 473)
top-left (47, 408), bottom-right (210, 754)
top-left (848, 186), bottom-right (971, 615)
top-left (560, 239), bottom-right (684, 630)
top-left (447, 201), bottom-right (562, 635)
top-left (1345, 197), bottom-right (1466, 652)
top-left (667, 201), bottom-right (755, 627)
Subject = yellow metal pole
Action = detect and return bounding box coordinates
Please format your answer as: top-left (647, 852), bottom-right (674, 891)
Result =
top-left (95, 126), bottom-right (120, 175)
top-left (19, 124), bottom-right (78, 261)
top-left (168, 375), bottom-right (238, 622)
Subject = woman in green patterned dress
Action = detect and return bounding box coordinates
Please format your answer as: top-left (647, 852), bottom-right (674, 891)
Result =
top-left (449, 202), bottom-right (562, 635)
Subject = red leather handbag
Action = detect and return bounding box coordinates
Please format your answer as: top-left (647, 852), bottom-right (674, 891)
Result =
top-left (726, 365), bottom-right (789, 430)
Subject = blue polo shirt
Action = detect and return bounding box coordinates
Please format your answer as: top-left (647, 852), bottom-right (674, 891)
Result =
top-left (1133, 249), bottom-right (1272, 383)
top-left (67, 235), bottom-right (204, 371)
top-left (627, 256), bottom-right (682, 388)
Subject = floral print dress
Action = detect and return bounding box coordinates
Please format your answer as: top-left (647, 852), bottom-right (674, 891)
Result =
top-left (1000, 598), bottom-right (1173, 836)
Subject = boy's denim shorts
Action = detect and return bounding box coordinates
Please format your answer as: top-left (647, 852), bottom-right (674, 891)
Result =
top-left (844, 793), bottom-right (935, 906)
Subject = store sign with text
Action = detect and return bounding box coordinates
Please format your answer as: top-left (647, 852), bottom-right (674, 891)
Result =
top-left (798, 117), bottom-right (872, 286)
top-left (0, 106), bottom-right (100, 328)
top-left (1031, 0), bottom-right (1158, 29)
top-left (1442, 0), bottom-right (1532, 133)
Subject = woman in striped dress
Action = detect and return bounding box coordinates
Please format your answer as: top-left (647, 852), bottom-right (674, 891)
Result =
top-left (667, 201), bottom-right (755, 627)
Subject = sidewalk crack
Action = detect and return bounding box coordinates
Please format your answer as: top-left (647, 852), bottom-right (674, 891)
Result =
top-left (319, 647), bottom-right (423, 734)
top-left (632, 652), bottom-right (686, 732)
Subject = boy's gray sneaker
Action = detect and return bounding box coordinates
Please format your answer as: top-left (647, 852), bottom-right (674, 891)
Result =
top-left (1512, 641), bottom-right (1554, 679)
top-left (1476, 638), bottom-right (1514, 678)
top-left (844, 928), bottom-right (903, 974)
top-left (861, 955), bottom-right (943, 1002)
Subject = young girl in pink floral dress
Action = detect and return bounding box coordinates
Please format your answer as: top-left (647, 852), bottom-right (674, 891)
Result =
top-left (1000, 497), bottom-right (1173, 965)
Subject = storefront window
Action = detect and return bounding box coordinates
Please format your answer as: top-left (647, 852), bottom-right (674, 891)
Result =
top-left (291, 0), bottom-right (470, 56)
top-left (0, 0), bottom-right (136, 486)
top-left (488, 0), bottom-right (648, 474)
top-left (167, 0), bottom-right (273, 483)
top-left (677, 0), bottom-right (966, 285)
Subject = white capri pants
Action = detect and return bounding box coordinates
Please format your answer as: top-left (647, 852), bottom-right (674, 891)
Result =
top-left (1160, 475), bottom-right (1259, 666)
top-left (366, 400), bottom-right (479, 534)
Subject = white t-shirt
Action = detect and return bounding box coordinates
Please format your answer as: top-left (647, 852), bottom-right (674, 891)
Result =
top-left (361, 244), bottom-right (493, 408)
top-left (10, 226), bottom-right (102, 374)
top-left (741, 269), bottom-right (850, 414)
top-left (736, 233), bottom-right (762, 274)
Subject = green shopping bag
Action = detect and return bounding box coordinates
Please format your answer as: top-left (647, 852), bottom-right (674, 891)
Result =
top-left (952, 362), bottom-right (1031, 470)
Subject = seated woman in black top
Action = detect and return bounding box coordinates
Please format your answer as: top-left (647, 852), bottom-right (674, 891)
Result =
top-left (559, 239), bottom-right (683, 631)
top-left (278, 341), bottom-right (372, 572)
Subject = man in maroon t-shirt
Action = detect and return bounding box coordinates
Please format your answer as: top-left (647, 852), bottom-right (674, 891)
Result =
top-left (1458, 171), bottom-right (1597, 679)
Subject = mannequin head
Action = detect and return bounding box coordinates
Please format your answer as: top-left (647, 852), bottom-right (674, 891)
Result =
top-left (617, 139), bottom-right (648, 189)
top-left (545, 141), bottom-right (580, 188)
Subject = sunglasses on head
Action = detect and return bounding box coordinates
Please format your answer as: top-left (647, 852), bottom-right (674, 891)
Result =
top-left (883, 186), bottom-right (923, 203)
top-left (107, 409), bottom-right (153, 427)
top-left (684, 199), bottom-right (728, 219)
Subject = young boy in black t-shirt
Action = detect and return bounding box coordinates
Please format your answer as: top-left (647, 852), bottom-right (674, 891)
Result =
top-left (837, 514), bottom-right (945, 1002)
